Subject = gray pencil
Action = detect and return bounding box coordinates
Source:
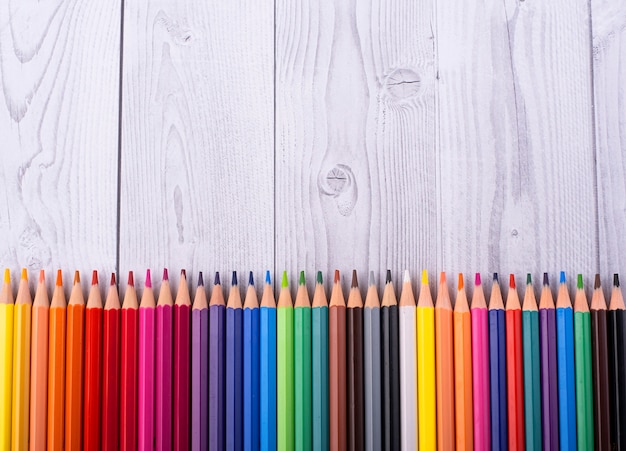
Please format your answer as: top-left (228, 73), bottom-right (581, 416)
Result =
top-left (364, 271), bottom-right (382, 451)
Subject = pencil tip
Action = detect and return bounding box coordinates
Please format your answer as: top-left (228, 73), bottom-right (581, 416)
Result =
top-left (232, 271), bottom-right (238, 286)
top-left (386, 270), bottom-right (392, 284)
top-left (181, 269), bottom-right (186, 279)
top-left (21, 268), bottom-right (27, 281)
top-left (614, 274), bottom-right (620, 288)
top-left (128, 271), bottom-right (134, 287)
top-left (110, 273), bottom-right (116, 286)
top-left (299, 271), bottom-right (305, 286)
top-left (198, 272), bottom-right (204, 287)
top-left (493, 272), bottom-right (498, 283)
top-left (74, 270), bottom-right (80, 285)
top-left (163, 268), bottom-right (169, 281)
top-left (265, 270), bottom-right (271, 285)
top-left (92, 270), bottom-right (98, 285)
top-left (3, 268), bottom-right (9, 284)
top-left (145, 269), bottom-right (151, 288)
top-left (458, 273), bottom-right (464, 290)
top-left (316, 271), bottom-right (323, 285)
top-left (214, 272), bottom-right (221, 286)
top-left (527, 273), bottom-right (532, 285)
top-left (595, 274), bottom-right (601, 289)
top-left (404, 270), bottom-right (411, 283)
top-left (475, 272), bottom-right (481, 286)
top-left (543, 273), bottom-right (549, 286)
top-left (559, 271), bottom-right (566, 284)
top-left (421, 269), bottom-right (428, 285)
top-left (440, 272), bottom-right (446, 284)
top-left (577, 274), bottom-right (583, 289)
top-left (334, 270), bottom-right (340, 284)
top-left (56, 269), bottom-right (63, 287)
top-left (249, 271), bottom-right (254, 286)
top-left (509, 274), bottom-right (515, 289)
top-left (39, 269), bottom-right (45, 284)
top-left (351, 270), bottom-right (358, 288)
top-left (369, 271), bottom-right (375, 286)
top-left (282, 271), bottom-right (289, 288)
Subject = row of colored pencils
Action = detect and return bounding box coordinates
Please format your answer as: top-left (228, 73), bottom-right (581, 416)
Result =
top-left (0, 268), bottom-right (622, 450)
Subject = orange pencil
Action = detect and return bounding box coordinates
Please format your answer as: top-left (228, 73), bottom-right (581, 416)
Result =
top-left (454, 273), bottom-right (473, 450)
top-left (47, 270), bottom-right (66, 451)
top-left (30, 270), bottom-right (49, 451)
top-left (435, 272), bottom-right (455, 450)
top-left (65, 271), bottom-right (85, 451)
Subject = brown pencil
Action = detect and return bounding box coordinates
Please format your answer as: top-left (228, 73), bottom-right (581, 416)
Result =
top-left (329, 270), bottom-right (346, 451)
top-left (591, 274), bottom-right (610, 450)
top-left (347, 270), bottom-right (364, 451)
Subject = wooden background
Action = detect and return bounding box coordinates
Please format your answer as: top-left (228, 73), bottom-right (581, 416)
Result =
top-left (0, 0), bottom-right (624, 298)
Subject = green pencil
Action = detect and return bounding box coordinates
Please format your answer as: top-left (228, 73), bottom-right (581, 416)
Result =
top-left (522, 274), bottom-right (542, 450)
top-left (574, 274), bottom-right (594, 450)
top-left (311, 271), bottom-right (329, 451)
top-left (277, 271), bottom-right (294, 450)
top-left (294, 271), bottom-right (312, 451)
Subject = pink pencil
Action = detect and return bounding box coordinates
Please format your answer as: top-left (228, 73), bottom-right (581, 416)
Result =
top-left (138, 269), bottom-right (156, 451)
top-left (471, 273), bottom-right (491, 450)
top-left (174, 269), bottom-right (191, 450)
top-left (156, 268), bottom-right (173, 451)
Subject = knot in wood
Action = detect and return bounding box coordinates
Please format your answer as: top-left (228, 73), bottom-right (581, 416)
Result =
top-left (383, 68), bottom-right (421, 101)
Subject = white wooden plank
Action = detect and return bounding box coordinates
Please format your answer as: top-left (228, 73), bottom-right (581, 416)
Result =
top-left (0, 0), bottom-right (120, 292)
top-left (437, 0), bottom-right (597, 287)
top-left (119, 0), bottom-right (274, 292)
top-left (592, 0), bottom-right (626, 276)
top-left (275, 0), bottom-right (437, 293)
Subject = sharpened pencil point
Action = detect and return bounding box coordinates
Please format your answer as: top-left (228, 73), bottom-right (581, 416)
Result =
top-left (458, 273), bottom-right (464, 290)
top-left (509, 274), bottom-right (515, 289)
top-left (282, 271), bottom-right (288, 288)
top-left (110, 273), bottom-right (116, 286)
top-left (369, 271), bottom-right (375, 286)
top-left (198, 272), bottom-right (204, 287)
top-left (527, 273), bottom-right (532, 285)
top-left (595, 274), bottom-right (601, 289)
top-left (21, 268), bottom-right (27, 281)
top-left (404, 270), bottom-right (411, 283)
top-left (386, 270), bottom-right (392, 284)
top-left (92, 270), bottom-right (98, 285)
top-left (163, 268), bottom-right (169, 281)
top-left (56, 270), bottom-right (63, 286)
top-left (249, 271), bottom-right (254, 286)
top-left (475, 272), bottom-right (481, 286)
top-left (145, 270), bottom-right (151, 288)
top-left (351, 270), bottom-right (358, 288)
top-left (543, 273), bottom-right (549, 286)
top-left (299, 271), bottom-right (305, 286)
top-left (74, 270), bottom-right (80, 285)
top-left (440, 272), bottom-right (446, 284)
top-left (614, 274), bottom-right (620, 288)
top-left (39, 270), bottom-right (45, 284)
top-left (334, 270), bottom-right (340, 284)
top-left (265, 270), bottom-right (271, 285)
top-left (128, 271), bottom-right (135, 287)
top-left (232, 271), bottom-right (238, 286)
top-left (560, 271), bottom-right (566, 284)
top-left (181, 269), bottom-right (186, 278)
top-left (577, 274), bottom-right (583, 289)
top-left (421, 270), bottom-right (428, 285)
top-left (3, 268), bottom-right (9, 284)
top-left (317, 271), bottom-right (323, 285)
top-left (214, 272), bottom-right (221, 286)
top-left (493, 272), bottom-right (498, 283)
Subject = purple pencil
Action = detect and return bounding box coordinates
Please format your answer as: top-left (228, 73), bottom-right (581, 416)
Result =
top-left (192, 273), bottom-right (209, 451)
top-left (539, 273), bottom-right (559, 450)
top-left (209, 272), bottom-right (226, 450)
top-left (156, 268), bottom-right (173, 450)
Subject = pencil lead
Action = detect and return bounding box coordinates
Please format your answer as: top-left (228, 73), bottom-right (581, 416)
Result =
top-left (145, 269), bottom-right (152, 288)
top-left (317, 271), bottom-right (323, 285)
top-left (265, 270), bottom-right (271, 285)
top-left (334, 270), bottom-right (340, 284)
top-left (3, 268), bottom-right (9, 284)
top-left (458, 273), bottom-right (464, 290)
top-left (92, 270), bottom-right (98, 285)
top-left (614, 274), bottom-right (620, 288)
top-left (421, 270), bottom-right (428, 285)
top-left (509, 274), bottom-right (515, 289)
top-left (543, 273), bottom-right (549, 286)
top-left (56, 270), bottom-right (63, 286)
top-left (594, 274), bottom-right (601, 289)
top-left (39, 269), bottom-right (45, 284)
top-left (214, 272), bottom-right (221, 286)
top-left (128, 271), bottom-right (135, 287)
top-left (198, 272), bottom-right (204, 287)
top-left (74, 270), bottom-right (80, 285)
top-left (475, 272), bottom-right (481, 286)
top-left (299, 271), bottom-right (305, 286)
top-left (232, 271), bottom-right (238, 286)
top-left (181, 269), bottom-right (186, 278)
top-left (369, 271), bottom-right (375, 286)
top-left (163, 268), bottom-right (169, 281)
top-left (404, 270), bottom-right (411, 283)
top-left (577, 274), bottom-right (583, 289)
top-left (282, 271), bottom-right (288, 288)
top-left (493, 272), bottom-right (498, 283)
top-left (559, 271), bottom-right (566, 284)
top-left (527, 273), bottom-right (532, 285)
top-left (440, 272), bottom-right (446, 284)
top-left (351, 270), bottom-right (358, 288)
top-left (249, 271), bottom-right (254, 286)
top-left (386, 270), bottom-right (392, 284)
top-left (21, 268), bottom-right (27, 281)
top-left (110, 273), bottom-right (116, 286)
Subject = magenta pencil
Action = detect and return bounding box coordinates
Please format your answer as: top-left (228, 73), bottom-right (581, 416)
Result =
top-left (192, 273), bottom-right (209, 451)
top-left (174, 270), bottom-right (191, 450)
top-left (472, 273), bottom-right (491, 450)
top-left (138, 269), bottom-right (156, 451)
top-left (156, 269), bottom-right (173, 451)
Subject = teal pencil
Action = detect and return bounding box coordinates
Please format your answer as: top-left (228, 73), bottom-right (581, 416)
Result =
top-left (522, 274), bottom-right (542, 450)
top-left (311, 271), bottom-right (329, 451)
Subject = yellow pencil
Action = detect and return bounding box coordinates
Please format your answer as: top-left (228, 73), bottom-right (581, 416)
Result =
top-left (11, 269), bottom-right (31, 451)
top-left (417, 269), bottom-right (436, 449)
top-left (0, 269), bottom-right (15, 451)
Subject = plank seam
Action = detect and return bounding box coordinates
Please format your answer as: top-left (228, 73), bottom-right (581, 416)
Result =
top-left (116, 0), bottom-right (126, 281)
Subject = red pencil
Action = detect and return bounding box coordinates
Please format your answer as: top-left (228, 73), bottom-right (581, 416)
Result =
top-left (506, 274), bottom-right (525, 450)
top-left (174, 269), bottom-right (192, 450)
top-left (84, 271), bottom-right (103, 451)
top-left (102, 274), bottom-right (121, 451)
top-left (120, 271), bottom-right (139, 451)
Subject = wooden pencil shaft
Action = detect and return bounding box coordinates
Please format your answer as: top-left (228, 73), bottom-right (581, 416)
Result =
top-left (539, 307), bottom-right (559, 451)
top-left (363, 307), bottom-right (381, 451)
top-left (381, 305), bottom-right (400, 451)
top-left (277, 305), bottom-right (294, 451)
top-left (574, 311), bottom-right (594, 451)
top-left (120, 307), bottom-right (138, 451)
top-left (294, 306), bottom-right (312, 451)
top-left (311, 306), bottom-right (329, 451)
top-left (435, 306), bottom-right (455, 451)
top-left (11, 302), bottom-right (31, 451)
top-left (522, 310), bottom-right (541, 451)
top-left (102, 307), bottom-right (121, 451)
top-left (30, 304), bottom-right (49, 451)
top-left (192, 308), bottom-right (209, 451)
top-left (592, 308), bottom-right (611, 450)
top-left (329, 304), bottom-right (346, 451)
top-left (347, 306), bottom-right (364, 451)
top-left (556, 306), bottom-right (576, 449)
top-left (471, 307), bottom-right (490, 450)
top-left (399, 305), bottom-right (417, 450)
top-left (608, 309), bottom-right (626, 449)
top-left (0, 303), bottom-right (13, 451)
top-left (416, 305), bottom-right (436, 449)
top-left (209, 304), bottom-right (226, 450)
top-left (259, 306), bottom-right (277, 451)
top-left (173, 303), bottom-right (191, 450)
top-left (84, 307), bottom-right (103, 451)
top-left (243, 306), bottom-right (259, 451)
top-left (454, 310), bottom-right (473, 450)
top-left (505, 308), bottom-right (525, 450)
top-left (488, 308), bottom-right (507, 449)
top-left (138, 306), bottom-right (155, 451)
top-left (47, 306), bottom-right (66, 451)
top-left (226, 306), bottom-right (244, 451)
top-left (155, 304), bottom-right (173, 450)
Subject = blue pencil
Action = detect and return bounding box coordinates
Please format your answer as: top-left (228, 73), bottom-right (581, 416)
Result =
top-left (226, 272), bottom-right (244, 451)
top-left (556, 271), bottom-right (576, 449)
top-left (260, 271), bottom-right (277, 451)
top-left (489, 273), bottom-right (507, 450)
top-left (244, 272), bottom-right (260, 450)
top-left (209, 272), bottom-right (226, 450)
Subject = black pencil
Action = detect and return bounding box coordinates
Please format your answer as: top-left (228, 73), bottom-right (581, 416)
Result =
top-left (347, 270), bottom-right (364, 451)
top-left (609, 274), bottom-right (626, 450)
top-left (381, 270), bottom-right (400, 451)
top-left (592, 274), bottom-right (611, 450)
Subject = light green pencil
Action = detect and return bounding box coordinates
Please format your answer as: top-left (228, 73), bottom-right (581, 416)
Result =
top-left (294, 271), bottom-right (311, 451)
top-left (574, 274), bottom-right (594, 450)
top-left (277, 271), bottom-right (294, 450)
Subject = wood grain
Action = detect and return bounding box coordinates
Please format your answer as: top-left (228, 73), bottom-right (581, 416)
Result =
top-left (119, 0), bottom-right (274, 292)
top-left (0, 0), bottom-right (120, 294)
top-left (275, 0), bottom-right (437, 294)
top-left (592, 0), bottom-right (626, 276)
top-left (437, 0), bottom-right (597, 288)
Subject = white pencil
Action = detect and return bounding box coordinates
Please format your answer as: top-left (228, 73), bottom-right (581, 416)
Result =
top-left (399, 270), bottom-right (418, 449)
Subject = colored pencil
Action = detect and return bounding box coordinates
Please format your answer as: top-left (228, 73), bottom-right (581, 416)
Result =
top-left (574, 274), bottom-right (594, 451)
top-left (489, 273), bottom-right (507, 450)
top-left (277, 271), bottom-right (294, 451)
top-left (609, 273), bottom-right (626, 450)
top-left (47, 270), bottom-right (66, 451)
top-left (363, 271), bottom-right (381, 451)
top-left (243, 272), bottom-right (259, 451)
top-left (312, 271), bottom-right (329, 451)
top-left (174, 269), bottom-right (191, 451)
top-left (102, 273), bottom-right (121, 451)
top-left (522, 274), bottom-right (541, 451)
top-left (556, 271), bottom-right (576, 449)
top-left (347, 270), bottom-right (364, 451)
top-left (295, 271), bottom-right (312, 451)
top-left (0, 269), bottom-right (14, 451)
top-left (11, 269), bottom-right (31, 451)
top-left (227, 271), bottom-right (244, 451)
top-left (329, 270), bottom-right (346, 451)
top-left (84, 271), bottom-right (103, 451)
top-left (454, 273), bottom-right (473, 450)
top-left (381, 270), bottom-right (400, 451)
top-left (505, 274), bottom-right (524, 450)
top-left (539, 273), bottom-right (559, 451)
top-left (155, 268), bottom-right (173, 451)
top-left (471, 272), bottom-right (490, 450)
top-left (65, 271), bottom-right (85, 451)
top-left (210, 272), bottom-right (226, 450)
top-left (192, 272), bottom-right (209, 451)
top-left (260, 271), bottom-right (277, 451)
top-left (399, 270), bottom-right (417, 450)
top-left (592, 273), bottom-right (610, 450)
top-left (417, 270), bottom-right (436, 449)
top-left (29, 270), bottom-right (49, 451)
top-left (435, 272), bottom-right (454, 451)
top-left (138, 269), bottom-right (156, 451)
top-left (120, 271), bottom-right (139, 451)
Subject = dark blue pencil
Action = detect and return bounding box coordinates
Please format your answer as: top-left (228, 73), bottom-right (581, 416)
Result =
top-left (226, 272), bottom-right (243, 451)
top-left (209, 272), bottom-right (226, 450)
top-left (260, 271), bottom-right (277, 451)
top-left (489, 273), bottom-right (507, 450)
top-left (243, 272), bottom-right (260, 450)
